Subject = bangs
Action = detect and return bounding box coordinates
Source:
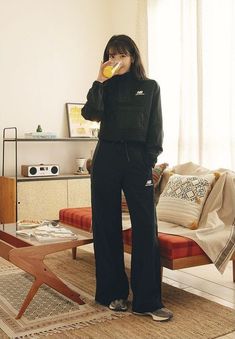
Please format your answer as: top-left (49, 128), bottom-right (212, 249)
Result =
top-left (107, 42), bottom-right (131, 56)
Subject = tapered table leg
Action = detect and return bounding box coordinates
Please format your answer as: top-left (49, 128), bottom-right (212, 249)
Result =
top-left (16, 278), bottom-right (41, 319)
top-left (8, 238), bottom-right (93, 318)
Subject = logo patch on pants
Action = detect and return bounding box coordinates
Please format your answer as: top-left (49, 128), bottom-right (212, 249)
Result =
top-left (145, 179), bottom-right (153, 186)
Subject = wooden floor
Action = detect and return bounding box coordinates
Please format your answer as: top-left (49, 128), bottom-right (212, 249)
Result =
top-left (82, 244), bottom-right (235, 339)
top-left (162, 262), bottom-right (235, 339)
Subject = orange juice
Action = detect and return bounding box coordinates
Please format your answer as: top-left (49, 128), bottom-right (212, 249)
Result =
top-left (103, 62), bottom-right (122, 78)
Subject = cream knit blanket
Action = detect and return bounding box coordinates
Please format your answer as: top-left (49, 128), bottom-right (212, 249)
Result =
top-left (121, 162), bottom-right (235, 273)
top-left (157, 162), bottom-right (235, 273)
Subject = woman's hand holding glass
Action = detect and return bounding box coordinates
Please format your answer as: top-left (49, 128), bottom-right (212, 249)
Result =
top-left (96, 60), bottom-right (122, 83)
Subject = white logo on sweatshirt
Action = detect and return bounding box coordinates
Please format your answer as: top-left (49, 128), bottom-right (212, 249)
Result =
top-left (135, 90), bottom-right (145, 96)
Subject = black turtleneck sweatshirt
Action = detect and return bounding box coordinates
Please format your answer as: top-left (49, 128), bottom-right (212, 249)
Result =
top-left (81, 72), bottom-right (163, 167)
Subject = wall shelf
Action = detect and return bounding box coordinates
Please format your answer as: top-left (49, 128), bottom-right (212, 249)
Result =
top-left (3, 137), bottom-right (98, 142)
top-left (0, 127), bottom-right (96, 222)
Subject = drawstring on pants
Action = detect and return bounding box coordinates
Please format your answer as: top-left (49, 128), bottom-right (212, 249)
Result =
top-left (100, 139), bottom-right (133, 162)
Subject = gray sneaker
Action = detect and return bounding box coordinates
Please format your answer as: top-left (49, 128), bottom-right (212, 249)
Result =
top-left (109, 299), bottom-right (128, 312)
top-left (133, 307), bottom-right (173, 321)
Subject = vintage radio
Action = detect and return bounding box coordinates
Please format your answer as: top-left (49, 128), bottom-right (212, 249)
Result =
top-left (21, 164), bottom-right (60, 177)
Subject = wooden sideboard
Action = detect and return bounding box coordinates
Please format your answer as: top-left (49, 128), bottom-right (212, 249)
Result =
top-left (0, 176), bottom-right (91, 222)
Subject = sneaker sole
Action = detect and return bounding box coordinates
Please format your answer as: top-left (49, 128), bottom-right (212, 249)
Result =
top-left (109, 305), bottom-right (127, 312)
top-left (133, 311), bottom-right (171, 322)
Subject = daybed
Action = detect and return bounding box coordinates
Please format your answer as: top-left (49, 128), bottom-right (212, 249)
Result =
top-left (59, 162), bottom-right (235, 281)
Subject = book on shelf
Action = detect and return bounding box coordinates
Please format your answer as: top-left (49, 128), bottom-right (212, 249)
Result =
top-left (24, 132), bottom-right (57, 139)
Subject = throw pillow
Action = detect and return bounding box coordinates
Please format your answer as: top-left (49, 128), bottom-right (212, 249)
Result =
top-left (121, 193), bottom-right (129, 213)
top-left (152, 163), bottom-right (169, 190)
top-left (121, 163), bottom-right (168, 213)
top-left (152, 163), bottom-right (169, 204)
top-left (157, 173), bottom-right (218, 229)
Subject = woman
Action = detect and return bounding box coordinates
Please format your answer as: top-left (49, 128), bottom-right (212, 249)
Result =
top-left (82, 35), bottom-right (173, 321)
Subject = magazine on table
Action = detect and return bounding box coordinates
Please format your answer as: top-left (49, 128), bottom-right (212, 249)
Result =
top-left (16, 223), bottom-right (78, 242)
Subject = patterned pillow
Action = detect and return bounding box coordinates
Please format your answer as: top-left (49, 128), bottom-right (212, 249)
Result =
top-left (121, 163), bottom-right (168, 213)
top-left (157, 173), bottom-right (217, 229)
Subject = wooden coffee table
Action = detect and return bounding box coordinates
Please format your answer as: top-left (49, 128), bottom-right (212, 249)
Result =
top-left (0, 223), bottom-right (93, 319)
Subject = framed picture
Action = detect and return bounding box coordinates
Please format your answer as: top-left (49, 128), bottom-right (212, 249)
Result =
top-left (66, 102), bottom-right (94, 138)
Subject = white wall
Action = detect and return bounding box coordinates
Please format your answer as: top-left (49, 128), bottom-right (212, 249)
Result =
top-left (0, 0), bottom-right (147, 175)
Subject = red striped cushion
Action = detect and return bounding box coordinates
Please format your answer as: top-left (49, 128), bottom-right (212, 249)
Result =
top-left (122, 229), bottom-right (204, 259)
top-left (59, 207), bottom-right (204, 260)
top-left (59, 207), bottom-right (92, 232)
top-left (158, 232), bottom-right (204, 259)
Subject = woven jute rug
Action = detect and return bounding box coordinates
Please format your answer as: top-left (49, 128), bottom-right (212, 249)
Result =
top-left (0, 249), bottom-right (235, 339)
top-left (0, 255), bottom-right (128, 339)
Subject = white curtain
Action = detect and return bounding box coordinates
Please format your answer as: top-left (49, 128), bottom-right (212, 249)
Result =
top-left (147, 0), bottom-right (235, 170)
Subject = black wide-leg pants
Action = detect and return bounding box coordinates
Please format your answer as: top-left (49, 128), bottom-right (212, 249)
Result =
top-left (91, 140), bottom-right (163, 312)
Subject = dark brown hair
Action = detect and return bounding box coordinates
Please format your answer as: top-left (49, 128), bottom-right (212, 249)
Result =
top-left (103, 35), bottom-right (147, 80)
